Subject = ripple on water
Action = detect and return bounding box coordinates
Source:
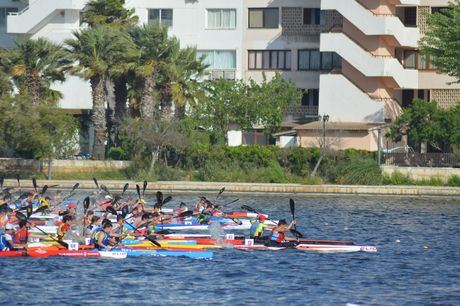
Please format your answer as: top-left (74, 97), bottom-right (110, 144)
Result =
top-left (1, 195), bottom-right (459, 305)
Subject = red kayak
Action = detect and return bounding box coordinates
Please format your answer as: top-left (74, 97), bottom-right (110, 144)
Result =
top-left (27, 248), bottom-right (101, 258)
top-left (0, 250), bottom-right (26, 257)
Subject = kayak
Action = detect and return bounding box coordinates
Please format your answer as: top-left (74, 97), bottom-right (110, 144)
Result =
top-left (113, 248), bottom-right (213, 260)
top-left (232, 243), bottom-right (377, 253)
top-left (0, 250), bottom-right (26, 257)
top-left (27, 248), bottom-right (127, 259)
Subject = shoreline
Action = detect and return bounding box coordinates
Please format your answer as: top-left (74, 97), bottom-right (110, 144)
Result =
top-left (3, 179), bottom-right (460, 198)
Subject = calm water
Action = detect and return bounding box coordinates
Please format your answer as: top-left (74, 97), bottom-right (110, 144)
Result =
top-left (1, 194), bottom-right (459, 305)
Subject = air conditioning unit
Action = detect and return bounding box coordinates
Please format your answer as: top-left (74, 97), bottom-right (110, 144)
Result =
top-left (224, 70), bottom-right (236, 80)
top-left (211, 70), bottom-right (224, 80)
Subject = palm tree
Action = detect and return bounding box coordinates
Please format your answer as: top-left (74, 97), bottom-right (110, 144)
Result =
top-left (82, 0), bottom-right (139, 147)
top-left (128, 24), bottom-right (171, 120)
top-left (8, 38), bottom-right (69, 105)
top-left (158, 44), bottom-right (207, 120)
top-left (65, 25), bottom-right (135, 159)
top-left (82, 0), bottom-right (138, 28)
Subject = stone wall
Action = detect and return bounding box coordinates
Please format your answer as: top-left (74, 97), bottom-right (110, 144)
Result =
top-left (0, 158), bottom-right (131, 174)
top-left (282, 8), bottom-right (342, 41)
top-left (431, 89), bottom-right (460, 109)
top-left (417, 6), bottom-right (430, 35)
top-left (381, 165), bottom-right (460, 182)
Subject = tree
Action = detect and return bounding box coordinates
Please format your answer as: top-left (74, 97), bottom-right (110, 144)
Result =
top-left (128, 24), bottom-right (171, 120)
top-left (386, 99), bottom-right (460, 152)
top-left (82, 0), bottom-right (139, 146)
top-left (158, 43), bottom-right (207, 120)
top-left (6, 38), bottom-right (69, 105)
top-left (0, 49), bottom-right (12, 97)
top-left (191, 74), bottom-right (301, 144)
top-left (0, 94), bottom-right (78, 160)
top-left (82, 0), bottom-right (139, 27)
top-left (420, 1), bottom-right (460, 83)
top-left (65, 26), bottom-right (136, 159)
top-left (119, 117), bottom-right (189, 176)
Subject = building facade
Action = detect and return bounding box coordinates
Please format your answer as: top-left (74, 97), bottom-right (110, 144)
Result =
top-left (0, 0), bottom-right (458, 152)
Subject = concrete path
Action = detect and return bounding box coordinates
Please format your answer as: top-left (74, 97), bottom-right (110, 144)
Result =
top-left (3, 179), bottom-right (459, 197)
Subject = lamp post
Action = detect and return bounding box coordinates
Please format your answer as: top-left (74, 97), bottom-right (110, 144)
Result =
top-left (318, 114), bottom-right (329, 153)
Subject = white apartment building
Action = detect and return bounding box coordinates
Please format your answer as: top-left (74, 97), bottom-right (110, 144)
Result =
top-left (0, 0), bottom-right (458, 152)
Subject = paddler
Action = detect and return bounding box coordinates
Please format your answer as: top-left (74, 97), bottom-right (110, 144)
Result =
top-left (266, 219), bottom-right (296, 247)
top-left (249, 215), bottom-right (270, 240)
top-left (57, 215), bottom-right (73, 241)
top-left (12, 220), bottom-right (28, 245)
top-left (91, 220), bottom-right (114, 250)
top-left (111, 215), bottom-right (126, 242)
top-left (194, 197), bottom-right (207, 213)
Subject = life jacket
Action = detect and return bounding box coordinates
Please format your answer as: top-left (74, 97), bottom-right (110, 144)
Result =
top-left (57, 223), bottom-right (70, 240)
top-left (249, 221), bottom-right (259, 237)
top-left (91, 229), bottom-right (110, 249)
top-left (13, 227), bottom-right (28, 244)
top-left (0, 235), bottom-right (12, 251)
top-left (270, 230), bottom-right (285, 244)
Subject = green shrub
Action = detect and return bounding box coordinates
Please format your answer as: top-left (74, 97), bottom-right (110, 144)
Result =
top-left (107, 147), bottom-right (127, 160)
top-left (336, 158), bottom-right (383, 185)
top-left (383, 171), bottom-right (413, 185)
top-left (447, 175), bottom-right (460, 187)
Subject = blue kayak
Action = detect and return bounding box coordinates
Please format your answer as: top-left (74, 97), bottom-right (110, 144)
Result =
top-left (112, 248), bottom-right (213, 260)
top-left (120, 239), bottom-right (197, 245)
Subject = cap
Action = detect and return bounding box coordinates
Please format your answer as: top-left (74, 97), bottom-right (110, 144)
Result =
top-left (105, 195), bottom-right (113, 200)
top-left (199, 196), bottom-right (207, 201)
top-left (68, 203), bottom-right (77, 208)
top-left (258, 215), bottom-right (267, 221)
top-left (278, 219), bottom-right (287, 225)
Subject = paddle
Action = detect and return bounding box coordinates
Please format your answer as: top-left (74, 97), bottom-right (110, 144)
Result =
top-left (121, 183), bottom-right (129, 196)
top-left (40, 185), bottom-right (48, 196)
top-left (142, 180), bottom-right (147, 198)
top-left (289, 199), bottom-right (300, 239)
top-left (17, 176), bottom-right (21, 194)
top-left (121, 205), bottom-right (129, 219)
top-left (136, 184), bottom-right (141, 199)
top-left (100, 184), bottom-right (111, 196)
top-left (93, 177), bottom-right (99, 190)
top-left (125, 221), bottom-right (161, 248)
top-left (156, 191), bottom-right (163, 207)
top-left (110, 220), bottom-right (153, 249)
top-left (32, 178), bottom-right (38, 193)
top-left (15, 211), bottom-right (69, 249)
top-left (215, 187), bottom-right (225, 203)
top-left (0, 177), bottom-right (3, 190)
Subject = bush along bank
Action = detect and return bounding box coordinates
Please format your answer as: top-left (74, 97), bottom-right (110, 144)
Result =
top-left (3, 145), bottom-right (459, 187)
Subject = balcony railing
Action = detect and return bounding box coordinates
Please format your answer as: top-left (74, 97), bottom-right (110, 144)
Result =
top-left (285, 105), bottom-right (319, 117)
top-left (384, 153), bottom-right (460, 167)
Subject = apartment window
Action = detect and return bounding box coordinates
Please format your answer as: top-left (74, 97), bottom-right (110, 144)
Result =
top-left (0, 7), bottom-right (18, 33)
top-left (403, 7), bottom-right (417, 27)
top-left (298, 50), bottom-right (340, 71)
top-left (197, 50), bottom-right (236, 69)
top-left (248, 8), bottom-right (279, 28)
top-left (148, 9), bottom-right (173, 27)
top-left (403, 50), bottom-right (436, 70)
top-left (207, 9), bottom-right (236, 29)
top-left (301, 89), bottom-right (319, 106)
top-left (303, 8), bottom-right (325, 25)
top-left (248, 50), bottom-right (291, 70)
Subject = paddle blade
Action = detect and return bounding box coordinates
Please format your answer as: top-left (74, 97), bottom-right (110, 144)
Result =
top-left (71, 183), bottom-right (80, 192)
top-left (26, 205), bottom-right (33, 218)
top-left (147, 236), bottom-right (161, 248)
top-left (105, 206), bottom-right (117, 216)
top-left (0, 177), bottom-right (3, 189)
top-left (216, 187), bottom-right (225, 200)
top-left (57, 240), bottom-right (69, 248)
top-left (100, 184), bottom-right (110, 195)
top-left (32, 178), bottom-right (37, 192)
top-left (232, 218), bottom-right (243, 225)
top-left (289, 199), bottom-right (295, 217)
top-left (136, 184), bottom-right (141, 199)
top-left (241, 205), bottom-right (257, 213)
top-left (156, 191), bottom-right (163, 205)
top-left (162, 196), bottom-right (172, 205)
top-left (121, 205), bottom-right (129, 219)
top-left (142, 180), bottom-right (147, 197)
top-left (40, 185), bottom-right (48, 195)
top-left (290, 229), bottom-right (303, 238)
top-left (93, 177), bottom-right (99, 189)
top-left (16, 176), bottom-right (20, 187)
top-left (122, 183), bottom-right (129, 195)
top-left (83, 196), bottom-right (90, 212)
top-left (15, 211), bottom-right (27, 221)
top-left (178, 210), bottom-right (193, 218)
